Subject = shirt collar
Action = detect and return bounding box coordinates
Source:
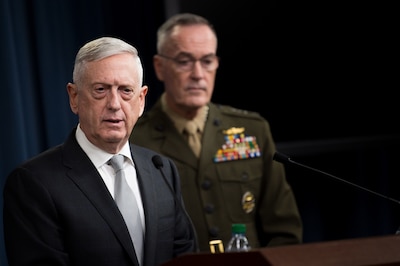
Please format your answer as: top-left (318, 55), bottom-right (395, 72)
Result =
top-left (75, 124), bottom-right (132, 168)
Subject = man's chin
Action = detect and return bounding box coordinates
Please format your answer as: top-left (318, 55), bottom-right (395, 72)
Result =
top-left (186, 96), bottom-right (209, 107)
top-left (103, 131), bottom-right (126, 143)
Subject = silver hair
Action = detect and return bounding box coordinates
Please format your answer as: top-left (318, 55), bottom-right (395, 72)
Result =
top-left (156, 13), bottom-right (217, 54)
top-left (72, 37), bottom-right (143, 86)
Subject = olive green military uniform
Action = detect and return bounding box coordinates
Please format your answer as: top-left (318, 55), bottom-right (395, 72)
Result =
top-left (131, 100), bottom-right (303, 252)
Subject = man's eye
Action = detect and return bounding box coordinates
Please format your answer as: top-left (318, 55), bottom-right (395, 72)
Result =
top-left (201, 59), bottom-right (213, 65)
top-left (176, 59), bottom-right (192, 66)
top-left (95, 87), bottom-right (106, 92)
top-left (122, 87), bottom-right (133, 93)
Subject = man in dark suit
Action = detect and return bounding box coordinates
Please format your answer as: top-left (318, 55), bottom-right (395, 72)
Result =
top-left (3, 37), bottom-right (197, 266)
top-left (130, 13), bottom-right (303, 252)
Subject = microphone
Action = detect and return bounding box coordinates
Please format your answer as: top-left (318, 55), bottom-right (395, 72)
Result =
top-left (273, 151), bottom-right (400, 205)
top-left (151, 155), bottom-right (199, 251)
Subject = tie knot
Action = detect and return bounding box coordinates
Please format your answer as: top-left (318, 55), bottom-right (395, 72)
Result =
top-left (110, 154), bottom-right (124, 172)
top-left (184, 121), bottom-right (198, 135)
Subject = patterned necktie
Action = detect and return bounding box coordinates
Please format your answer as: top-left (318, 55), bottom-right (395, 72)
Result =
top-left (184, 121), bottom-right (201, 157)
top-left (110, 154), bottom-right (143, 265)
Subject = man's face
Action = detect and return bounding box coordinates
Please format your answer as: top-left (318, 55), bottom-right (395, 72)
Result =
top-left (154, 24), bottom-right (218, 113)
top-left (67, 53), bottom-right (148, 153)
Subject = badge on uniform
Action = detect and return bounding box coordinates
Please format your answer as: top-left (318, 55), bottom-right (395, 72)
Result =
top-left (213, 127), bottom-right (261, 162)
top-left (242, 191), bottom-right (255, 213)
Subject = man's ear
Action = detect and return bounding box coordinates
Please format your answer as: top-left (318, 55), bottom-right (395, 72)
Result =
top-left (153, 55), bottom-right (165, 81)
top-left (67, 83), bottom-right (79, 114)
top-left (139, 85), bottom-right (148, 117)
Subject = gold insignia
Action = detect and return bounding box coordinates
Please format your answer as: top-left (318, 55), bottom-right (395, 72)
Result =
top-left (223, 127), bottom-right (245, 135)
top-left (242, 191), bottom-right (255, 214)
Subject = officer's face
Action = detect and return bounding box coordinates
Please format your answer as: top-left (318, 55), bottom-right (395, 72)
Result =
top-left (154, 24), bottom-right (218, 113)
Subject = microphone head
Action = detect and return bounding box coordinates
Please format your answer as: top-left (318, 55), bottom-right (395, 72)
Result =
top-left (152, 155), bottom-right (164, 169)
top-left (273, 152), bottom-right (291, 164)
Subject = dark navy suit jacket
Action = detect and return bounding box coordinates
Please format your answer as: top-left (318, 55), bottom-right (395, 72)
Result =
top-left (3, 128), bottom-right (196, 266)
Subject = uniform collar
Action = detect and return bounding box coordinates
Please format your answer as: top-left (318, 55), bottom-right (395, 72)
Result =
top-left (161, 92), bottom-right (209, 134)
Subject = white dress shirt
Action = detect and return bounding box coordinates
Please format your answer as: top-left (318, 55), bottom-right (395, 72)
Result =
top-left (75, 124), bottom-right (145, 232)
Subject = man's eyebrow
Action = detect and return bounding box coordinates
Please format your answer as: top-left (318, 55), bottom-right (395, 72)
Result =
top-left (176, 52), bottom-right (216, 58)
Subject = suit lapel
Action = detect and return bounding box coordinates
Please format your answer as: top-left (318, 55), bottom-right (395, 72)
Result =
top-left (131, 145), bottom-right (158, 266)
top-left (62, 130), bottom-right (139, 265)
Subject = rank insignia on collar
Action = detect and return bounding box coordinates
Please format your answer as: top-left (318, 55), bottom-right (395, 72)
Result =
top-left (213, 127), bottom-right (261, 162)
top-left (242, 191), bottom-right (255, 214)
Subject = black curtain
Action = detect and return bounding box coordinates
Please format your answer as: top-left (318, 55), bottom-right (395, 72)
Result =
top-left (0, 0), bottom-right (164, 264)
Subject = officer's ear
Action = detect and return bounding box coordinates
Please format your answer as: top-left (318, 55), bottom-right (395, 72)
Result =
top-left (153, 55), bottom-right (165, 82)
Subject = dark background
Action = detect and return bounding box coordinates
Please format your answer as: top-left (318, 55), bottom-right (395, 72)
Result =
top-left (102, 0), bottom-right (399, 143)
top-left (179, 0), bottom-right (398, 142)
top-left (1, 0), bottom-right (399, 265)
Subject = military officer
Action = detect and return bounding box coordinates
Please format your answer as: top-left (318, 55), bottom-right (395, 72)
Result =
top-left (130, 13), bottom-right (303, 252)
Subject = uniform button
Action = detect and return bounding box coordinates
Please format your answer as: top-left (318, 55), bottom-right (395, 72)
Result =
top-left (213, 118), bottom-right (221, 126)
top-left (209, 226), bottom-right (219, 237)
top-left (201, 179), bottom-right (212, 190)
top-left (241, 172), bottom-right (249, 180)
top-left (204, 204), bottom-right (215, 214)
